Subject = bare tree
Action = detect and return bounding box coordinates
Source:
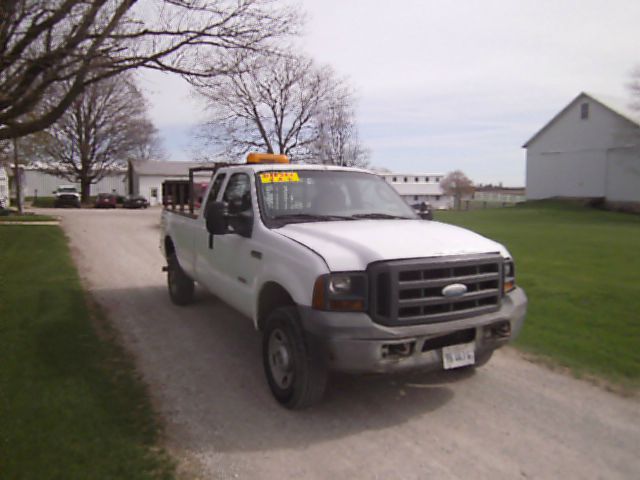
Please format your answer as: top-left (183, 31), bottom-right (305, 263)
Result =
top-left (44, 73), bottom-right (157, 201)
top-left (0, 0), bottom-right (298, 141)
top-left (192, 52), bottom-right (349, 161)
top-left (311, 96), bottom-right (370, 167)
top-left (628, 67), bottom-right (640, 111)
top-left (440, 170), bottom-right (474, 210)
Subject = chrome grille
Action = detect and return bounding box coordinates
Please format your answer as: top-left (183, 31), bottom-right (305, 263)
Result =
top-left (368, 254), bottom-right (503, 326)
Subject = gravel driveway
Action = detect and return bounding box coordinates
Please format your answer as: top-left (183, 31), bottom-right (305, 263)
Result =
top-left (52, 208), bottom-right (639, 479)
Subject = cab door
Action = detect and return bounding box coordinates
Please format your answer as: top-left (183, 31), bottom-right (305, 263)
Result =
top-left (209, 172), bottom-right (261, 317)
top-left (194, 171), bottom-right (227, 291)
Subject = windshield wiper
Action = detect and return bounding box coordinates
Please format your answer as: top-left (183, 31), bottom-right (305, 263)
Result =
top-left (271, 213), bottom-right (354, 223)
top-left (350, 213), bottom-right (414, 220)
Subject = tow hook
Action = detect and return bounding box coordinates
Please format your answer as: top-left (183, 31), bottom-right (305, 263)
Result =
top-left (382, 341), bottom-right (416, 359)
top-left (484, 321), bottom-right (511, 339)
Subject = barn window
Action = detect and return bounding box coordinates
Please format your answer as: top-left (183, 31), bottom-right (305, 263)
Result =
top-left (580, 102), bottom-right (589, 120)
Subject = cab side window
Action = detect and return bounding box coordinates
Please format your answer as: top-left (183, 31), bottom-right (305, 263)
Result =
top-left (205, 173), bottom-right (226, 210)
top-left (223, 173), bottom-right (252, 213)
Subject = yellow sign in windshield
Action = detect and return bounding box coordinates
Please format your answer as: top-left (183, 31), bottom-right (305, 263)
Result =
top-left (259, 172), bottom-right (300, 183)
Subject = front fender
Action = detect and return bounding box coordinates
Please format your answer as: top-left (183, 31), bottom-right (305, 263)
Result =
top-left (251, 235), bottom-right (328, 327)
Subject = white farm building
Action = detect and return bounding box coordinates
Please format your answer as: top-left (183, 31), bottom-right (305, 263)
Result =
top-left (524, 92), bottom-right (640, 206)
top-left (23, 167), bottom-right (127, 198)
top-left (19, 162), bottom-right (209, 205)
top-left (131, 161), bottom-right (213, 206)
top-left (379, 172), bottom-right (453, 209)
top-left (0, 164), bottom-right (9, 208)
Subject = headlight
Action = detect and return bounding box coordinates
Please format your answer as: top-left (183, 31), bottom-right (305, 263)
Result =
top-left (503, 260), bottom-right (516, 294)
top-left (328, 275), bottom-right (352, 294)
top-left (313, 272), bottom-right (367, 312)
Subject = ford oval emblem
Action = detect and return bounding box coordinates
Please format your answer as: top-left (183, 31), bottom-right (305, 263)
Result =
top-left (442, 283), bottom-right (468, 297)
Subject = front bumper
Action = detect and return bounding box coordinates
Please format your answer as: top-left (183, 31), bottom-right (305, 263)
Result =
top-left (298, 287), bottom-right (527, 374)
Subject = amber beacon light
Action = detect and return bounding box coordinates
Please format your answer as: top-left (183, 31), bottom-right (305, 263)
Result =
top-left (246, 152), bottom-right (289, 164)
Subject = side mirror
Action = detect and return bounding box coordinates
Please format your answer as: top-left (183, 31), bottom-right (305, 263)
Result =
top-left (205, 201), bottom-right (227, 235)
top-left (226, 196), bottom-right (253, 238)
top-left (229, 210), bottom-right (253, 238)
top-left (205, 200), bottom-right (254, 238)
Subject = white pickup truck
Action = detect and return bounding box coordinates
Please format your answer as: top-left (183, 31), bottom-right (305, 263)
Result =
top-left (161, 154), bottom-right (527, 409)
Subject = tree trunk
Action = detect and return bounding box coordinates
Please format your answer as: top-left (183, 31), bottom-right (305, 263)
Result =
top-left (80, 179), bottom-right (91, 203)
top-left (128, 160), bottom-right (134, 195)
top-left (13, 138), bottom-right (23, 214)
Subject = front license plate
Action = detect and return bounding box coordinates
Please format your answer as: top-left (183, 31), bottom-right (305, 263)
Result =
top-left (442, 342), bottom-right (475, 369)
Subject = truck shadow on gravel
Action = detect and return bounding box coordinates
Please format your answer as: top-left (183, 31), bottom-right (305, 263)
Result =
top-left (96, 285), bottom-right (478, 454)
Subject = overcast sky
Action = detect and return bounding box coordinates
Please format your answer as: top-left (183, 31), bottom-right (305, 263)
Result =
top-left (139, 0), bottom-right (640, 186)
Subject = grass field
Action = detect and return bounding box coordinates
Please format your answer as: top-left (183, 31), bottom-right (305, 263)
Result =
top-left (0, 226), bottom-right (174, 479)
top-left (435, 201), bottom-right (640, 389)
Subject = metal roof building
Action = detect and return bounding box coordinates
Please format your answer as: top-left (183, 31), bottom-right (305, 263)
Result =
top-left (131, 161), bottom-right (213, 205)
top-left (379, 172), bottom-right (452, 209)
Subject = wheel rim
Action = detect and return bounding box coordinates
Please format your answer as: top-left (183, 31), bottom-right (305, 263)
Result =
top-left (268, 328), bottom-right (293, 389)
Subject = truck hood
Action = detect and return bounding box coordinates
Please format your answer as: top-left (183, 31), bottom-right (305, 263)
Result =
top-left (276, 220), bottom-right (509, 271)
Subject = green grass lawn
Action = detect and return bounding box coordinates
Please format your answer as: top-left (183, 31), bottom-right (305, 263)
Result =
top-left (0, 226), bottom-right (174, 479)
top-left (435, 201), bottom-right (640, 389)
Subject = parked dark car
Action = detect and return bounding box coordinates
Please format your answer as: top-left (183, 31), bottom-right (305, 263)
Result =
top-left (95, 193), bottom-right (117, 209)
top-left (123, 194), bottom-right (149, 209)
top-left (410, 201), bottom-right (433, 220)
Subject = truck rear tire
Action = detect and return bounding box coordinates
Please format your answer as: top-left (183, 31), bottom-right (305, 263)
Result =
top-left (263, 307), bottom-right (328, 409)
top-left (167, 253), bottom-right (194, 306)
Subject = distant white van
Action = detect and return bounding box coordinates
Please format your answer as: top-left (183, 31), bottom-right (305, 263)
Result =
top-left (0, 164), bottom-right (9, 209)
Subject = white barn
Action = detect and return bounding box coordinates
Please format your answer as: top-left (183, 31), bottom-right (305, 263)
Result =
top-left (524, 92), bottom-right (640, 205)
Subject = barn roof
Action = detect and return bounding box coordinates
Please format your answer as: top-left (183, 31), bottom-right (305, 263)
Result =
top-left (522, 92), bottom-right (640, 148)
top-left (134, 161), bottom-right (214, 176)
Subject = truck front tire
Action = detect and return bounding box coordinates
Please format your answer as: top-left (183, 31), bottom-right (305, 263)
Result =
top-left (473, 349), bottom-right (494, 367)
top-left (167, 253), bottom-right (194, 306)
top-left (263, 307), bottom-right (328, 409)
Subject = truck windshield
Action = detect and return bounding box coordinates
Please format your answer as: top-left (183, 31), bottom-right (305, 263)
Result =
top-left (257, 170), bottom-right (417, 226)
